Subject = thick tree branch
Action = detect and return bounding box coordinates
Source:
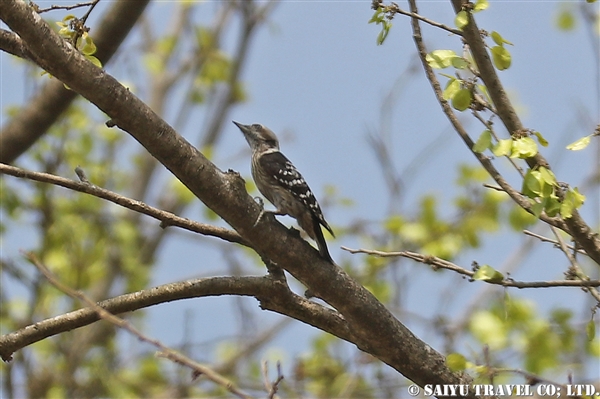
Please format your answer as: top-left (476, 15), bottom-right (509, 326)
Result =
top-left (0, 163), bottom-right (248, 246)
top-left (0, 2), bottom-right (478, 394)
top-left (0, 274), bottom-right (352, 363)
top-left (0, 0), bottom-right (150, 163)
top-left (0, 28), bottom-right (36, 61)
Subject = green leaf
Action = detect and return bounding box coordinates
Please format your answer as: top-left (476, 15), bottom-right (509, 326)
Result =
top-left (566, 135), bottom-right (591, 151)
top-left (81, 36), bottom-right (97, 56)
top-left (491, 45), bottom-right (511, 70)
top-left (451, 57), bottom-right (468, 69)
top-left (492, 139), bottom-right (512, 157)
top-left (522, 169), bottom-right (542, 198)
top-left (570, 187), bottom-right (586, 206)
top-left (556, 9), bottom-right (576, 31)
top-left (473, 130), bottom-right (492, 153)
top-left (473, 264), bottom-right (504, 283)
top-left (508, 206), bottom-right (537, 230)
top-left (532, 131), bottom-right (548, 147)
top-left (57, 26), bottom-right (71, 36)
top-left (473, 0), bottom-right (489, 11)
top-left (491, 31), bottom-right (503, 46)
top-left (376, 21), bottom-right (392, 45)
top-left (530, 201), bottom-right (544, 217)
top-left (538, 166), bottom-right (557, 187)
top-left (586, 319), bottom-right (596, 341)
top-left (443, 78), bottom-right (460, 100)
top-left (384, 215), bottom-right (404, 233)
top-left (510, 137), bottom-right (538, 158)
top-left (85, 55), bottom-right (102, 68)
top-left (455, 10), bottom-right (469, 29)
top-left (469, 311), bottom-right (507, 349)
top-left (446, 353), bottom-right (467, 371)
top-left (477, 84), bottom-right (492, 104)
top-left (451, 88), bottom-right (472, 111)
top-left (426, 50), bottom-right (458, 69)
top-left (560, 187), bottom-right (585, 218)
top-left (543, 196), bottom-right (562, 217)
top-left (370, 8), bottom-right (392, 45)
top-left (368, 7), bottom-right (385, 24)
top-left (490, 31), bottom-right (513, 46)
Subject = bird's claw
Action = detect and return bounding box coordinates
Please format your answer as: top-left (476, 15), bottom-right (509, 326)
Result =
top-left (253, 209), bottom-right (267, 228)
top-left (254, 196), bottom-right (264, 208)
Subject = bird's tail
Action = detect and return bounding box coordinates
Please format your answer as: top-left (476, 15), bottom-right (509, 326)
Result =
top-left (312, 215), bottom-right (334, 263)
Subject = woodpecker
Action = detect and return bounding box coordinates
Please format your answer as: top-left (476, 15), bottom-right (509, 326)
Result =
top-left (233, 121), bottom-right (335, 263)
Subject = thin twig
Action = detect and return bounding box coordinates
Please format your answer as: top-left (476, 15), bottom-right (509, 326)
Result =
top-left (471, 110), bottom-right (525, 177)
top-left (0, 163), bottom-right (248, 246)
top-left (342, 246), bottom-right (600, 288)
top-left (523, 230), bottom-right (588, 256)
top-left (262, 360), bottom-right (284, 399)
top-left (494, 367), bottom-right (584, 399)
top-left (550, 227), bottom-right (600, 302)
top-left (24, 252), bottom-right (254, 399)
top-left (382, 3), bottom-right (463, 36)
top-left (36, 1), bottom-right (98, 13)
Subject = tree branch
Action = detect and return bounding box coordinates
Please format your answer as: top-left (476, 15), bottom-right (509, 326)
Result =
top-left (342, 247), bottom-right (600, 289)
top-left (549, 227), bottom-right (600, 302)
top-left (0, 272), bottom-right (353, 363)
top-left (372, 1), bottom-right (463, 36)
top-left (0, 28), bottom-right (36, 61)
top-left (0, 0), bottom-right (150, 164)
top-left (0, 163), bottom-right (248, 246)
top-left (25, 252), bottom-right (254, 399)
top-left (523, 229), bottom-right (588, 256)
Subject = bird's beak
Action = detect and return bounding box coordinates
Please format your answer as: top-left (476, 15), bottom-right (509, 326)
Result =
top-left (232, 121), bottom-right (250, 135)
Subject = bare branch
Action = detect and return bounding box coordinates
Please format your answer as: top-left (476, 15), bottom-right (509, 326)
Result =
top-left (342, 246), bottom-right (600, 289)
top-left (36, 1), bottom-right (98, 14)
top-left (550, 227), bottom-right (600, 302)
top-left (493, 367), bottom-right (585, 399)
top-left (215, 319), bottom-right (291, 375)
top-left (25, 252), bottom-right (253, 399)
top-left (262, 360), bottom-right (285, 399)
top-left (374, 1), bottom-right (463, 36)
top-left (523, 230), bottom-right (588, 256)
top-left (0, 269), bottom-right (353, 363)
top-left (0, 163), bottom-right (248, 246)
